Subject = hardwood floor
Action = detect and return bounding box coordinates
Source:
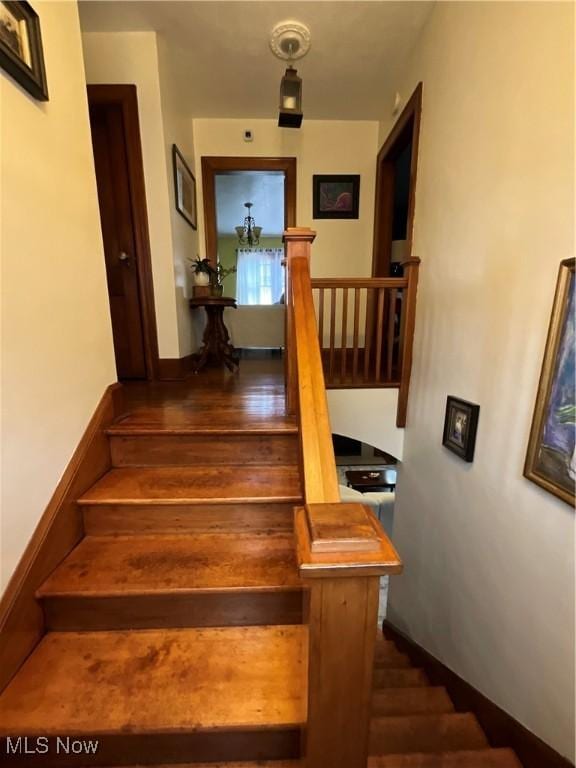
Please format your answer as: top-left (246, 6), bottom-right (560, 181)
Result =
top-left (0, 360), bottom-right (522, 767)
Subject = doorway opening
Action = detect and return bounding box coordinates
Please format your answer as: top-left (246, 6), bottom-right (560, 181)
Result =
top-left (87, 84), bottom-right (159, 380)
top-left (372, 83), bottom-right (422, 277)
top-left (201, 157), bottom-right (296, 350)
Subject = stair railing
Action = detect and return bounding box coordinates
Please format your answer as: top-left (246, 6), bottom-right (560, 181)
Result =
top-left (310, 262), bottom-right (420, 427)
top-left (284, 228), bottom-right (403, 768)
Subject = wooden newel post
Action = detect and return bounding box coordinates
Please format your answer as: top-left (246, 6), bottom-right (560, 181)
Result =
top-left (295, 502), bottom-right (402, 768)
top-left (283, 228), bottom-right (316, 416)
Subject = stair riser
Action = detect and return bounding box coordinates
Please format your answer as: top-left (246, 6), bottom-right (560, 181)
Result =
top-left (373, 669), bottom-right (429, 688)
top-left (371, 687), bottom-right (454, 717)
top-left (83, 503), bottom-right (295, 535)
top-left (41, 590), bottom-right (304, 631)
top-left (0, 729), bottom-right (301, 767)
top-left (373, 654), bottom-right (412, 669)
top-left (110, 434), bottom-right (298, 467)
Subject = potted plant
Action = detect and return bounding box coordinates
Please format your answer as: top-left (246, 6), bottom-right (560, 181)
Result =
top-left (211, 263), bottom-right (237, 297)
top-left (190, 257), bottom-right (214, 286)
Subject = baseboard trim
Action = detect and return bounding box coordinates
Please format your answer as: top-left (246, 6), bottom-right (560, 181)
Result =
top-left (383, 620), bottom-right (574, 768)
top-left (157, 355), bottom-right (195, 380)
top-left (0, 383), bottom-right (124, 694)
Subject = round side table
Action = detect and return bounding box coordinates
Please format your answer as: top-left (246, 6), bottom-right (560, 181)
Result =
top-left (189, 296), bottom-right (239, 373)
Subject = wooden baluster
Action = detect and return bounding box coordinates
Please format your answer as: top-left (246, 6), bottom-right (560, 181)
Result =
top-left (352, 287), bottom-right (360, 383)
top-left (318, 288), bottom-right (325, 359)
top-left (374, 288), bottom-right (385, 382)
top-left (296, 503), bottom-right (402, 768)
top-left (329, 288), bottom-right (336, 384)
top-left (340, 287), bottom-right (348, 382)
top-left (386, 287), bottom-right (397, 382)
top-left (396, 258), bottom-right (421, 427)
top-left (363, 288), bottom-right (372, 381)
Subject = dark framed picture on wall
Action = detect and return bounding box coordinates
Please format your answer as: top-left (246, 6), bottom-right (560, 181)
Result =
top-left (313, 174), bottom-right (360, 219)
top-left (0, 1), bottom-right (48, 100)
top-left (524, 258), bottom-right (575, 506)
top-left (442, 396), bottom-right (480, 462)
top-left (172, 144), bottom-right (197, 230)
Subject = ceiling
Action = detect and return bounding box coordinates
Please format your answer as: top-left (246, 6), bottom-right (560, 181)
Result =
top-left (78, 1), bottom-right (434, 120)
top-left (215, 172), bottom-right (285, 237)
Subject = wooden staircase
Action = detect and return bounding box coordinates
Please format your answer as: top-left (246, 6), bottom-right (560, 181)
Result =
top-left (0, 230), bottom-right (522, 767)
top-left (0, 371), bottom-right (521, 768)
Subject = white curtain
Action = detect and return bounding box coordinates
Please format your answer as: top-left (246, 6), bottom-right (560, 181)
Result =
top-left (236, 248), bottom-right (284, 305)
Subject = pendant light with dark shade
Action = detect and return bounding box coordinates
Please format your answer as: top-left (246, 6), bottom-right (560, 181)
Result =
top-left (278, 66), bottom-right (303, 128)
top-left (270, 21), bottom-right (310, 130)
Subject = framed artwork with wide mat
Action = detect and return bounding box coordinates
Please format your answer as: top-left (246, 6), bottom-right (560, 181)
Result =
top-left (442, 396), bottom-right (480, 463)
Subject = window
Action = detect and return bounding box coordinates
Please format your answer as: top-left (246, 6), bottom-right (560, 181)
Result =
top-left (236, 248), bottom-right (284, 305)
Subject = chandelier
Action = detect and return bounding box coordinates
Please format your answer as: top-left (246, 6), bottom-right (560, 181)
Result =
top-left (235, 202), bottom-right (262, 246)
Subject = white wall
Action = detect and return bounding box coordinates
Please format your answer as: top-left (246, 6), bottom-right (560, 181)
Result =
top-left (0, 2), bottom-right (116, 589)
top-left (327, 389), bottom-right (403, 461)
top-left (193, 119), bottom-right (379, 278)
top-left (82, 31), bottom-right (194, 359)
top-left (380, 2), bottom-right (574, 758)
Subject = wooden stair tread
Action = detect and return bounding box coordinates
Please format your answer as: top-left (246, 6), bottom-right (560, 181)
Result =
top-left (0, 626), bottom-right (307, 733)
top-left (368, 749), bottom-right (522, 767)
top-left (372, 687), bottom-right (454, 716)
top-left (38, 533), bottom-right (302, 597)
top-left (370, 714), bottom-right (488, 755)
top-left (110, 405), bottom-right (298, 434)
top-left (78, 466), bottom-right (302, 505)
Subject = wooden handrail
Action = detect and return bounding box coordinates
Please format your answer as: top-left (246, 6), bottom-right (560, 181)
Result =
top-left (284, 229), bottom-right (339, 503)
top-left (284, 228), bottom-right (403, 768)
top-left (311, 276), bottom-right (408, 289)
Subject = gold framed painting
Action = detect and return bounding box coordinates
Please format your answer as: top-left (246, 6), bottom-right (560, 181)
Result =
top-left (524, 258), bottom-right (575, 506)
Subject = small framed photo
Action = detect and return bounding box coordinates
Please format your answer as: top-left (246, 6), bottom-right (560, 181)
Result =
top-left (442, 396), bottom-right (480, 462)
top-left (172, 144), bottom-right (197, 230)
top-left (313, 174), bottom-right (360, 219)
top-left (0, 1), bottom-right (48, 101)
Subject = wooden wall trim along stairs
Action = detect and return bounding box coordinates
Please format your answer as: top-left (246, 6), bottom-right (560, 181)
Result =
top-left (383, 620), bottom-right (575, 768)
top-left (157, 354), bottom-right (195, 381)
top-left (0, 382), bottom-right (124, 694)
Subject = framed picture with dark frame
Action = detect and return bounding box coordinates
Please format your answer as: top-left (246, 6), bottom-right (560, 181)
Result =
top-left (313, 174), bottom-right (360, 219)
top-left (524, 258), bottom-right (575, 506)
top-left (0, 1), bottom-right (48, 101)
top-left (442, 396), bottom-right (480, 462)
top-left (172, 144), bottom-right (197, 230)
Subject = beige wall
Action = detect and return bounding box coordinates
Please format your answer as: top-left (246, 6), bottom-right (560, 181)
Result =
top-left (82, 31), bottom-right (197, 359)
top-left (157, 35), bottom-right (198, 357)
top-left (193, 119), bottom-right (379, 278)
top-left (380, 2), bottom-right (574, 758)
top-left (1, 2), bottom-right (116, 589)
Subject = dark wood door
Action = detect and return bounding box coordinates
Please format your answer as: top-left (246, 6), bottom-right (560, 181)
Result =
top-left (89, 101), bottom-right (147, 379)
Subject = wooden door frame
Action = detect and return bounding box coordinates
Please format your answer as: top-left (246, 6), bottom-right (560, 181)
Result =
top-left (201, 156), bottom-right (297, 264)
top-left (88, 84), bottom-right (159, 381)
top-left (372, 82), bottom-right (423, 276)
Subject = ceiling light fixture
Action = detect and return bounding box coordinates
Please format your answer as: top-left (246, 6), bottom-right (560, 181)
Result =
top-left (235, 202), bottom-right (261, 246)
top-left (270, 21), bottom-right (310, 129)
